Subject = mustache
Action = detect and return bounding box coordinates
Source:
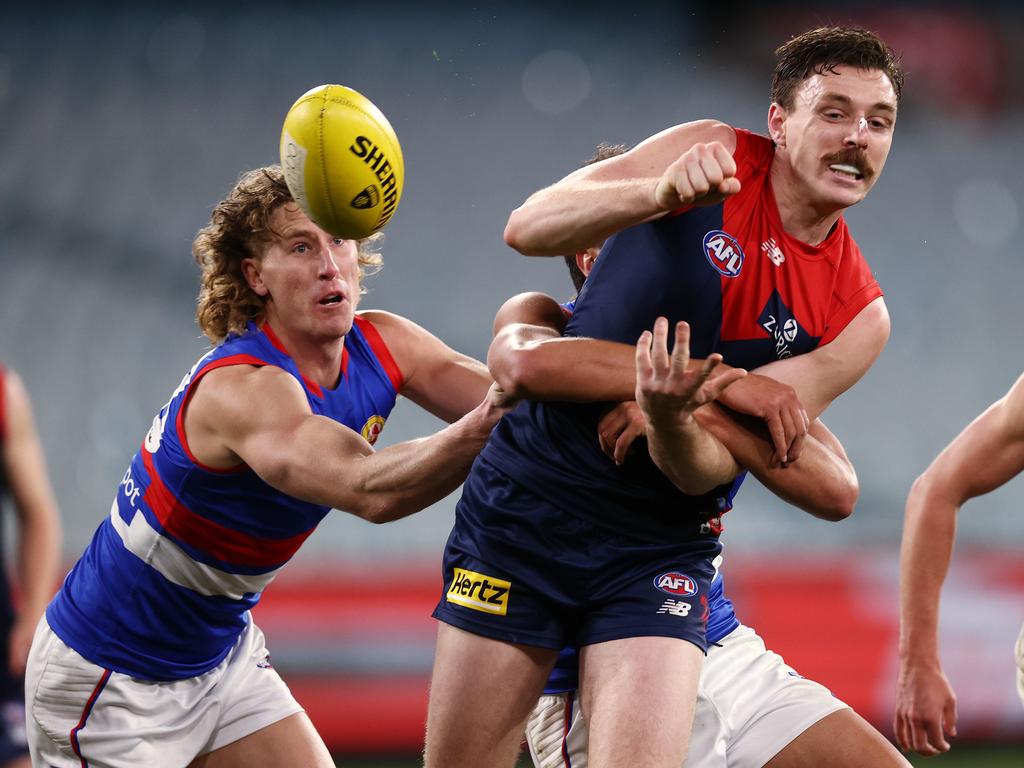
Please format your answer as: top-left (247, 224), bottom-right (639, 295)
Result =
top-left (824, 148), bottom-right (875, 180)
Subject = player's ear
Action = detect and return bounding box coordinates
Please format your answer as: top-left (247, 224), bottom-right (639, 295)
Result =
top-left (241, 257), bottom-right (269, 297)
top-left (577, 245), bottom-right (601, 276)
top-left (768, 103), bottom-right (787, 148)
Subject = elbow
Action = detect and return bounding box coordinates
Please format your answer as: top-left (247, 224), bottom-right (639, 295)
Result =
top-left (504, 209), bottom-right (552, 256)
top-left (488, 344), bottom-right (544, 400)
top-left (816, 476), bottom-right (859, 522)
top-left (503, 211), bottom-right (534, 255)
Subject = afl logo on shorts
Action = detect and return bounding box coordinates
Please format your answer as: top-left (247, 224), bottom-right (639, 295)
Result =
top-left (360, 415), bottom-right (386, 445)
top-left (703, 230), bottom-right (744, 278)
top-left (654, 571), bottom-right (698, 596)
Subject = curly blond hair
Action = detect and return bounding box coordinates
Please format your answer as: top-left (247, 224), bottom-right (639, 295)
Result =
top-left (193, 166), bottom-right (382, 344)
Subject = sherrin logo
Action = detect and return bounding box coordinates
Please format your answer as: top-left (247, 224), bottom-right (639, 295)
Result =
top-left (654, 571), bottom-right (698, 596)
top-left (446, 568), bottom-right (510, 615)
top-left (703, 230), bottom-right (744, 277)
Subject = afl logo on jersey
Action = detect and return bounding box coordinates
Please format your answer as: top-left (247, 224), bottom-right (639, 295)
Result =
top-left (703, 230), bottom-right (744, 277)
top-left (360, 415), bottom-right (386, 445)
top-left (654, 571), bottom-right (698, 596)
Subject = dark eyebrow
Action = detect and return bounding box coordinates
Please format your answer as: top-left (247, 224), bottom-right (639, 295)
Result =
top-left (820, 92), bottom-right (897, 114)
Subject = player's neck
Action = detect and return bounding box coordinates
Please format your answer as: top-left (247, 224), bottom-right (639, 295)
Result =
top-left (263, 315), bottom-right (346, 389)
top-left (770, 161), bottom-right (843, 246)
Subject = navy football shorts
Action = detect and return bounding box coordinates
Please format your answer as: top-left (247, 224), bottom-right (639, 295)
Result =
top-left (433, 457), bottom-right (721, 653)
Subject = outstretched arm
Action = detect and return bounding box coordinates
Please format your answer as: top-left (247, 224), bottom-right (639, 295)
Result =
top-left (504, 121), bottom-right (739, 257)
top-left (184, 315), bottom-right (515, 524)
top-left (894, 372), bottom-right (1024, 756)
top-left (1, 370), bottom-right (62, 677)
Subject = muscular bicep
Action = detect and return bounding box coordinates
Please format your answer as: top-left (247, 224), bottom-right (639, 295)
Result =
top-left (754, 297), bottom-right (890, 418)
top-left (924, 374), bottom-right (1024, 505)
top-left (188, 365), bottom-right (374, 508)
top-left (584, 120), bottom-right (737, 182)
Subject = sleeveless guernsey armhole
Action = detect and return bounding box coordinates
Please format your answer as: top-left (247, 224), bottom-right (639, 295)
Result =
top-left (353, 315), bottom-right (405, 392)
top-left (174, 354), bottom-right (268, 474)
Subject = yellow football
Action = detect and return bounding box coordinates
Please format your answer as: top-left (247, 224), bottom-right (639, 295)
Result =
top-left (279, 84), bottom-right (404, 239)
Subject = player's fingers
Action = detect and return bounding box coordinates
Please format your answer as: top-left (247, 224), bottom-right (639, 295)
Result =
top-left (685, 160), bottom-right (711, 200)
top-left (779, 408), bottom-right (798, 463)
top-left (671, 321), bottom-right (691, 377)
top-left (787, 428), bottom-right (806, 464)
top-left (718, 177), bottom-right (742, 197)
top-left (712, 141), bottom-right (738, 179)
top-left (698, 149), bottom-right (726, 189)
top-left (910, 717), bottom-right (940, 756)
top-left (923, 715), bottom-right (950, 754)
top-left (613, 427), bottom-right (640, 466)
top-left (698, 368), bottom-right (747, 405)
top-left (635, 330), bottom-right (653, 380)
top-left (766, 414), bottom-right (788, 466)
top-left (893, 713), bottom-right (909, 752)
top-left (944, 697), bottom-right (958, 738)
top-left (650, 318), bottom-right (670, 375)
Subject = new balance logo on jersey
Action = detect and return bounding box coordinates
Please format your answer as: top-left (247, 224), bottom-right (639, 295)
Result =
top-left (761, 237), bottom-right (786, 266)
top-left (702, 230), bottom-right (744, 277)
top-left (446, 568), bottom-right (510, 615)
top-left (657, 599), bottom-right (692, 617)
top-left (654, 571), bottom-right (698, 596)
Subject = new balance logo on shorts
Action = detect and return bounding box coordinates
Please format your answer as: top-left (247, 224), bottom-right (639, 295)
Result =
top-left (446, 568), bottom-right (510, 615)
top-left (657, 599), bottom-right (692, 617)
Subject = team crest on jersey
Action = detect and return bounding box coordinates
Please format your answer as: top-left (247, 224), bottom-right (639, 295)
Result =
top-left (702, 230), bottom-right (744, 278)
top-left (360, 415), bottom-right (386, 445)
top-left (654, 571), bottom-right (698, 596)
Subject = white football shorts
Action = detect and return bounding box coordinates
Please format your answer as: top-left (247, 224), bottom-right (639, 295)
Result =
top-left (25, 615), bottom-right (303, 767)
top-left (526, 623), bottom-right (849, 768)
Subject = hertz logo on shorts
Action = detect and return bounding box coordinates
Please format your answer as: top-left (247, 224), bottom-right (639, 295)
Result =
top-left (445, 568), bottom-right (510, 615)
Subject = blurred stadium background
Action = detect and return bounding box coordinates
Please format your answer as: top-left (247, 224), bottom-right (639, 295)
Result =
top-left (1, 0), bottom-right (1022, 763)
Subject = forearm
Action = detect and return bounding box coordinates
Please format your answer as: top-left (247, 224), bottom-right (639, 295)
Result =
top-left (898, 474), bottom-right (958, 668)
top-left (488, 331), bottom-right (636, 402)
top-left (504, 179), bottom-right (662, 257)
top-left (646, 414), bottom-right (739, 496)
top-left (16, 510), bottom-right (61, 622)
top-left (339, 404), bottom-right (498, 523)
top-left (695, 406), bottom-right (857, 520)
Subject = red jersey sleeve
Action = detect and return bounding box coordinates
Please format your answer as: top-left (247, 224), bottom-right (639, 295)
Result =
top-left (819, 239), bottom-right (883, 346)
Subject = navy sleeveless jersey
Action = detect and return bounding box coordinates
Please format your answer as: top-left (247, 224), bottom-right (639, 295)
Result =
top-left (46, 317), bottom-right (402, 680)
top-left (474, 128), bottom-right (881, 542)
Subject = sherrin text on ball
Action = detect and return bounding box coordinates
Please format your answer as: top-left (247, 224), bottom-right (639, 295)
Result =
top-left (280, 84), bottom-right (404, 239)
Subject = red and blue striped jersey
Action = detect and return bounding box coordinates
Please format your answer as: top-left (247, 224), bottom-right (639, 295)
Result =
top-left (475, 128), bottom-right (882, 543)
top-left (46, 317), bottom-right (402, 680)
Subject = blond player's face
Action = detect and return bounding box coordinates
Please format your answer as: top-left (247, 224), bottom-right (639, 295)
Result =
top-left (774, 65), bottom-right (897, 210)
top-left (247, 203), bottom-right (362, 341)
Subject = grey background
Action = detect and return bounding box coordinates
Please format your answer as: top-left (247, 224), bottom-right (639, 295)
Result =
top-left (1, 1), bottom-right (1022, 566)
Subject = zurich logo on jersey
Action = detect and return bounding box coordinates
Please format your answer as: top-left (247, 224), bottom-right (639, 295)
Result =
top-left (703, 230), bottom-right (744, 277)
top-left (654, 571), bottom-right (698, 596)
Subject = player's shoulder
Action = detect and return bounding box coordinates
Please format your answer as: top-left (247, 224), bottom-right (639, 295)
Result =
top-left (636, 120), bottom-right (737, 161)
top-left (198, 361), bottom-right (303, 404)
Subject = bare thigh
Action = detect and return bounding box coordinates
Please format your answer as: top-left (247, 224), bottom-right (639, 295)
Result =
top-left (581, 636), bottom-right (703, 768)
top-left (765, 709), bottom-right (911, 768)
top-left (424, 622), bottom-right (558, 768)
top-left (188, 712), bottom-right (333, 768)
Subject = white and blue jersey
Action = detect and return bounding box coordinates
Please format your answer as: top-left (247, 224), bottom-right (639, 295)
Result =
top-left (46, 318), bottom-right (402, 681)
